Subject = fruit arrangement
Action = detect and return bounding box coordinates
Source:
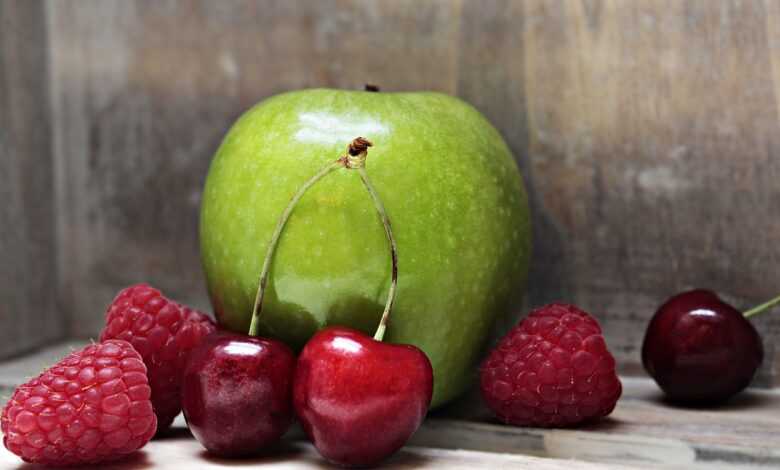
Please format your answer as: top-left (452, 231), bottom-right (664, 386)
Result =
top-left (0, 284), bottom-right (218, 466)
top-left (1, 136), bottom-right (434, 467)
top-left (200, 88), bottom-right (532, 408)
top-left (3, 89), bottom-right (777, 467)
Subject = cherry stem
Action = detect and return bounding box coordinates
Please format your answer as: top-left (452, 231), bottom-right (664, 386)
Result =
top-left (743, 293), bottom-right (780, 319)
top-left (247, 137), bottom-right (397, 343)
top-left (247, 159), bottom-right (343, 337)
top-left (356, 166), bottom-right (398, 342)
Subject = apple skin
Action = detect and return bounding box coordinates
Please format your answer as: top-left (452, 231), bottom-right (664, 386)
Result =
top-left (200, 89), bottom-right (531, 407)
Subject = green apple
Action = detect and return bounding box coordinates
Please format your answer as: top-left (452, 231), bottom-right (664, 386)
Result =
top-left (200, 89), bottom-right (531, 407)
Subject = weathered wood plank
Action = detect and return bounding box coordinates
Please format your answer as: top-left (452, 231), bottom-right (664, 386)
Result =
top-left (0, 438), bottom-right (638, 470)
top-left (416, 378), bottom-right (780, 467)
top-left (512, 0), bottom-right (780, 383)
top-left (0, 0), bottom-right (62, 358)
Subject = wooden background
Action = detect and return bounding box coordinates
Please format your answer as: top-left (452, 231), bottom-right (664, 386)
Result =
top-left (0, 0), bottom-right (60, 358)
top-left (2, 0), bottom-right (780, 387)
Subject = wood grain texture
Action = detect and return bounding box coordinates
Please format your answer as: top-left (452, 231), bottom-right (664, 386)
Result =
top-left (0, 0), bottom-right (62, 358)
top-left (517, 0), bottom-right (780, 385)
top-left (417, 378), bottom-right (780, 467)
top-left (41, 0), bottom-right (780, 385)
top-left (0, 436), bottom-right (638, 470)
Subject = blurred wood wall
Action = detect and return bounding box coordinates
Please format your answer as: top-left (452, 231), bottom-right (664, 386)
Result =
top-left (3, 0), bottom-right (780, 385)
top-left (0, 1), bottom-right (61, 357)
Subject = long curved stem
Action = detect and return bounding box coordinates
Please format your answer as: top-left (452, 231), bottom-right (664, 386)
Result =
top-left (744, 293), bottom-right (780, 319)
top-left (246, 137), bottom-right (396, 342)
top-left (248, 159), bottom-right (342, 337)
top-left (356, 167), bottom-right (398, 342)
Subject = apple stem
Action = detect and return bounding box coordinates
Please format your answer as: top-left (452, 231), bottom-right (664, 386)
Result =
top-left (247, 158), bottom-right (343, 337)
top-left (743, 293), bottom-right (780, 319)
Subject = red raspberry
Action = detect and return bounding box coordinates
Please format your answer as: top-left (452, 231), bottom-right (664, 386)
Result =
top-left (480, 303), bottom-right (622, 427)
top-left (1, 340), bottom-right (156, 465)
top-left (99, 284), bottom-right (216, 431)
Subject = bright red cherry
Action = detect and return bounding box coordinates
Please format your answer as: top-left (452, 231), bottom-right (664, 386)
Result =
top-left (293, 327), bottom-right (433, 467)
top-left (181, 332), bottom-right (296, 457)
top-left (642, 289), bottom-right (764, 404)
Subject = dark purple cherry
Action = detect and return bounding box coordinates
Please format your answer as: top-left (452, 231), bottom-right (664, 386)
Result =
top-left (181, 332), bottom-right (296, 457)
top-left (641, 289), bottom-right (772, 405)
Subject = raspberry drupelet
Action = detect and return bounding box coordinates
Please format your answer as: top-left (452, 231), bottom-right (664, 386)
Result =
top-left (1, 340), bottom-right (157, 466)
top-left (480, 303), bottom-right (622, 427)
top-left (100, 284), bottom-right (216, 431)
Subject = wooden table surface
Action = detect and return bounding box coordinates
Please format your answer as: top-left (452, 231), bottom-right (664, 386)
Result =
top-left (0, 432), bottom-right (640, 470)
top-left (1, 342), bottom-right (776, 469)
top-left (418, 378), bottom-right (780, 469)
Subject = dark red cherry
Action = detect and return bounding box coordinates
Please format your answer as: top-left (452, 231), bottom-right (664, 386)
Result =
top-left (181, 332), bottom-right (296, 457)
top-left (293, 326), bottom-right (433, 467)
top-left (642, 289), bottom-right (763, 404)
